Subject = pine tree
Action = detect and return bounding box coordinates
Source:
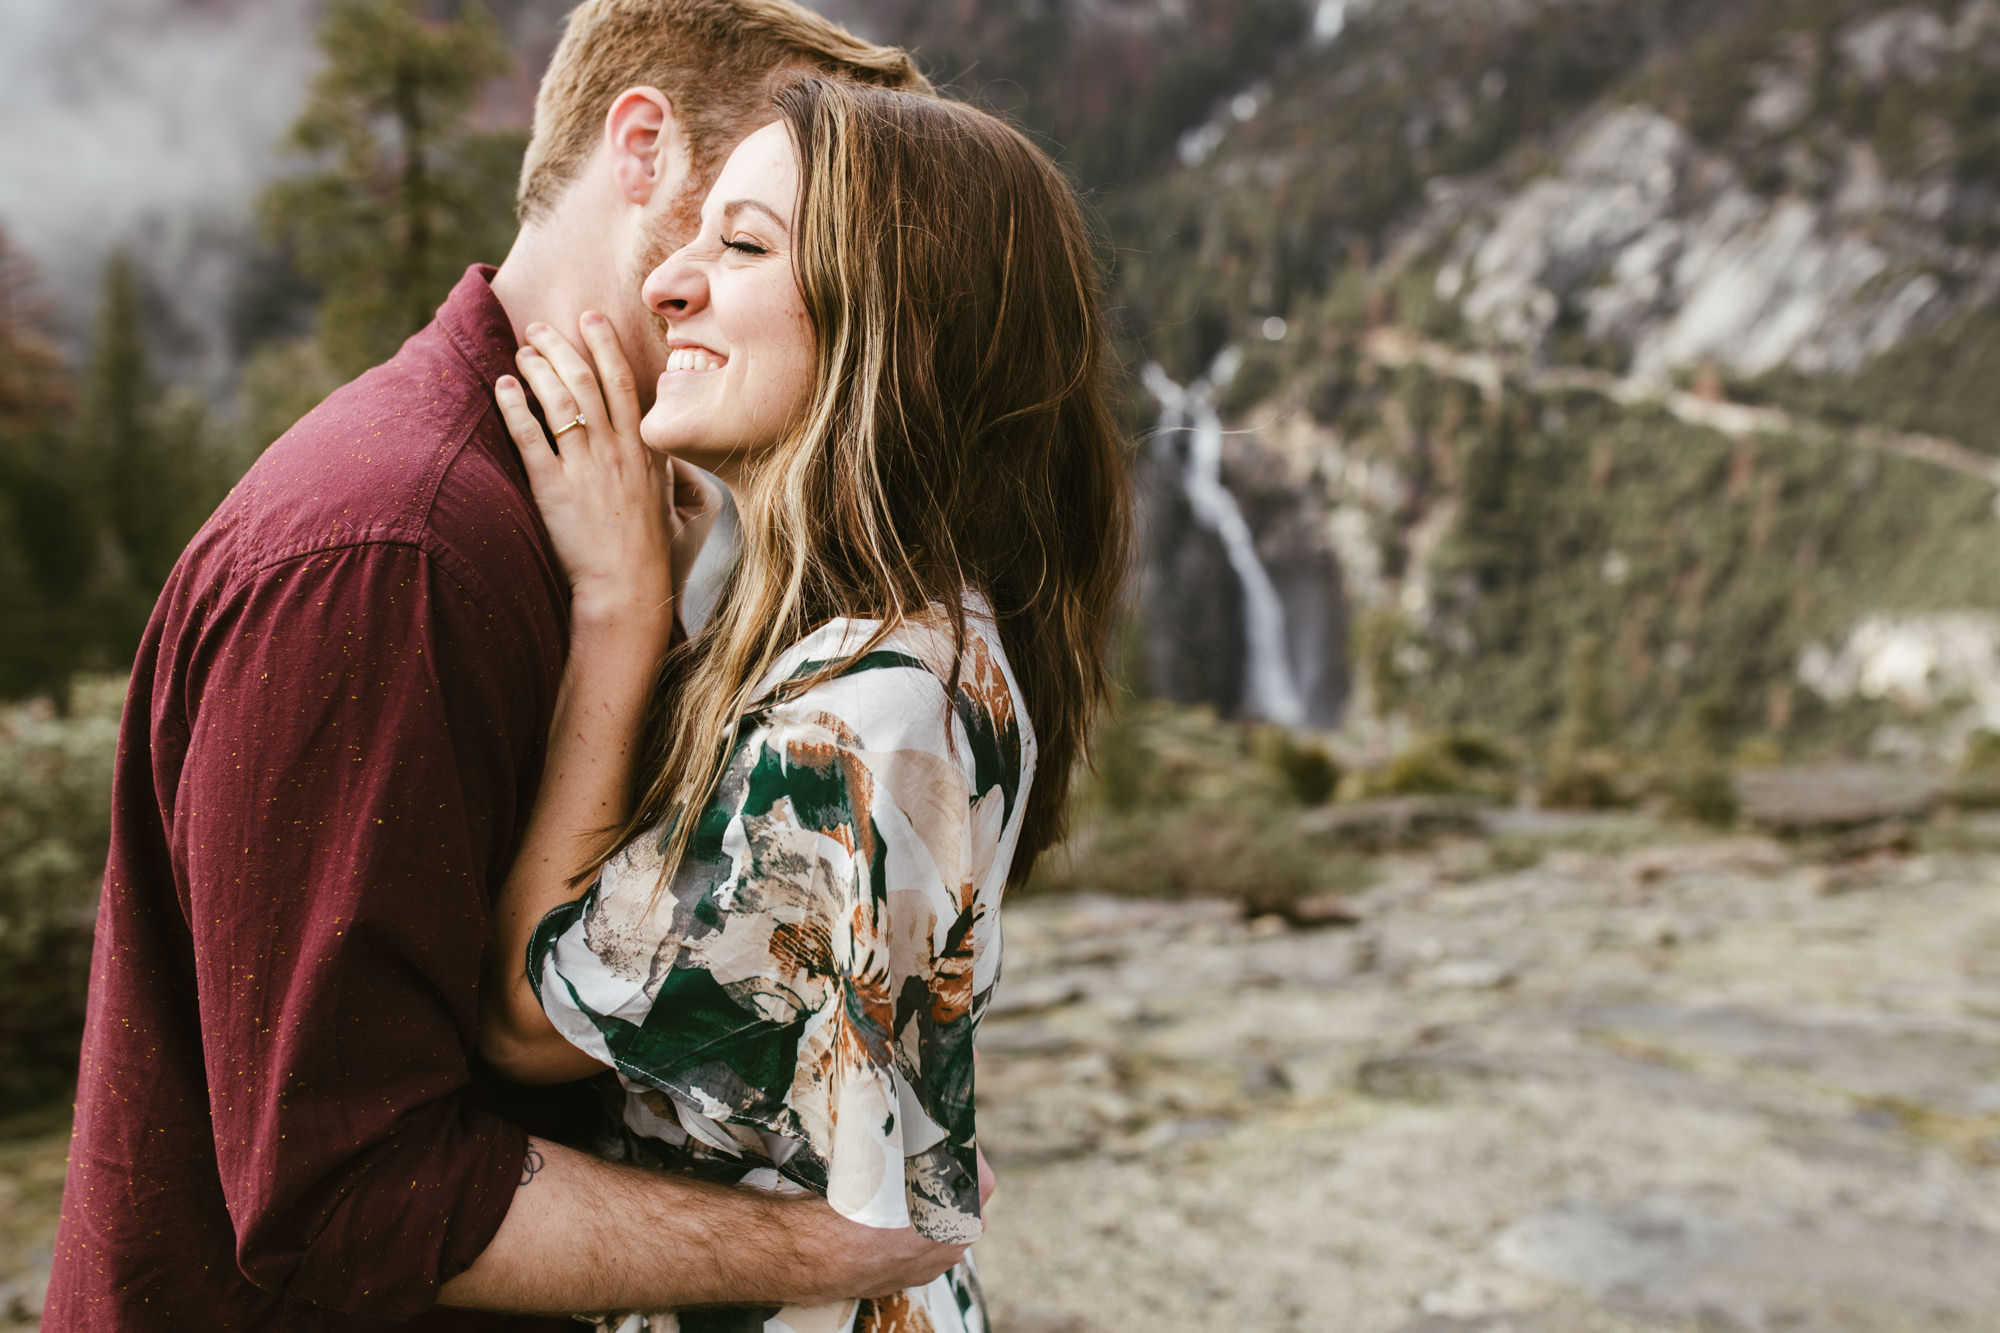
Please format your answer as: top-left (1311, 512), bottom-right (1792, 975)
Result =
top-left (0, 230), bottom-right (92, 699)
top-left (261, 0), bottom-right (519, 378)
top-left (77, 253), bottom-right (160, 587)
top-left (69, 251), bottom-right (225, 661)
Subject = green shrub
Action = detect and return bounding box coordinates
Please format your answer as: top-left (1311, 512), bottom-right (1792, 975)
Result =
top-left (1033, 703), bottom-right (1371, 910)
top-left (0, 675), bottom-right (122, 1104)
top-left (1961, 730), bottom-right (2000, 773)
top-left (1662, 693), bottom-right (1738, 828)
top-left (1539, 751), bottom-right (1637, 811)
top-left (1734, 735), bottom-right (1785, 768)
top-left (1256, 727), bottom-right (1342, 806)
top-left (1357, 729), bottom-right (1517, 801)
top-left (1943, 730), bottom-right (2000, 809)
top-left (1377, 744), bottom-right (1468, 797)
top-left (1666, 765), bottom-right (1740, 827)
top-left (1089, 703), bottom-right (1156, 815)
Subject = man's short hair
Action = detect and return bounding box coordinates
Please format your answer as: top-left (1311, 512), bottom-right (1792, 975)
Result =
top-left (519, 0), bottom-right (932, 222)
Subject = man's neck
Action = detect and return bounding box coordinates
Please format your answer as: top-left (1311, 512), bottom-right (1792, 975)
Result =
top-left (490, 213), bottom-right (632, 351)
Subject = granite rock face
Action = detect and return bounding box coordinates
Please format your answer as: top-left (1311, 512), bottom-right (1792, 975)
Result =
top-left (1438, 105), bottom-right (1982, 383)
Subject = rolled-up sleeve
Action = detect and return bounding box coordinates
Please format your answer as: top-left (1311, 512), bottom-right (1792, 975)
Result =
top-left (172, 539), bottom-right (544, 1317)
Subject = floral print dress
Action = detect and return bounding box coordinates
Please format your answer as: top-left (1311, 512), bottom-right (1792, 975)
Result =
top-left (529, 604), bottom-right (1033, 1333)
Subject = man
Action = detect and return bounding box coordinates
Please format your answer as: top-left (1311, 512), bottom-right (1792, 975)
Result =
top-left (47, 3), bottom-right (970, 1328)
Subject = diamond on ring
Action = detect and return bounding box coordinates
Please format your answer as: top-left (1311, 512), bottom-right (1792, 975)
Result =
top-left (552, 415), bottom-right (587, 438)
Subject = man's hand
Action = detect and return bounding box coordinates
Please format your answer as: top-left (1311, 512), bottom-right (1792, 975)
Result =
top-left (783, 1201), bottom-right (973, 1303)
top-left (765, 1148), bottom-right (999, 1302)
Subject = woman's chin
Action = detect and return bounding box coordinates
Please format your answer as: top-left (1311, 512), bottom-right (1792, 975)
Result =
top-left (639, 403), bottom-right (698, 456)
top-left (638, 427), bottom-right (694, 458)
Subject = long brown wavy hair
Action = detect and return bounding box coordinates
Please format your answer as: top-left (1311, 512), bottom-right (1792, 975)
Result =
top-left (606, 76), bottom-right (1131, 890)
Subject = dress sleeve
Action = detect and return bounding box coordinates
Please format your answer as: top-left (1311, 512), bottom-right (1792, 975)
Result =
top-left (530, 662), bottom-right (997, 1243)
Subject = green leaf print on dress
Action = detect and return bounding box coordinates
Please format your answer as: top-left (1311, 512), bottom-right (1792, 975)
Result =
top-left (530, 606), bottom-right (1031, 1333)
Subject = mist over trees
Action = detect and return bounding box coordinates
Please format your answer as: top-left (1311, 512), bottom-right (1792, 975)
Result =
top-left (0, 0), bottom-right (527, 1095)
top-left (0, 0), bottom-right (523, 703)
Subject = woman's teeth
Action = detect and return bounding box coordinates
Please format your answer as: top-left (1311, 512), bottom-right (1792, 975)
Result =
top-left (667, 348), bottom-right (723, 372)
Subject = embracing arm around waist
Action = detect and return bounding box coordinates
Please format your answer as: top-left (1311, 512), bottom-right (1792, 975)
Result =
top-left (438, 1137), bottom-right (966, 1312)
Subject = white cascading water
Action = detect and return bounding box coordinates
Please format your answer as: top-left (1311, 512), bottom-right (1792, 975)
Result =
top-left (1144, 355), bottom-right (1307, 727)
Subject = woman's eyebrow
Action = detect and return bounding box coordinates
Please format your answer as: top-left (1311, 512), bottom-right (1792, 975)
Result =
top-left (720, 199), bottom-right (789, 233)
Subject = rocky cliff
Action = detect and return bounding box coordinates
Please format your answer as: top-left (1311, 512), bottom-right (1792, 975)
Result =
top-left (1113, 0), bottom-right (2000, 759)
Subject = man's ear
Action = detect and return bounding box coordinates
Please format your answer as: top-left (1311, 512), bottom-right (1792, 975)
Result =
top-left (604, 86), bottom-right (688, 207)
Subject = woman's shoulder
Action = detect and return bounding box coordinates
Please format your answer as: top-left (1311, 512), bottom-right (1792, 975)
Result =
top-left (757, 600), bottom-right (1034, 770)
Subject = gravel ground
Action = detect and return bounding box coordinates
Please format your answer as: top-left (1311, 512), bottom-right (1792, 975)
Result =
top-left (5, 827), bottom-right (1997, 1331)
top-left (972, 831), bottom-right (2000, 1332)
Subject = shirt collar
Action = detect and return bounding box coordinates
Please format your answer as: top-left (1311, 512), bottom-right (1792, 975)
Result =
top-left (434, 263), bottom-right (518, 393)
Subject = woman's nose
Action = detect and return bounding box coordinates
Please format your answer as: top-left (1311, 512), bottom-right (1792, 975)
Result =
top-left (643, 245), bottom-right (707, 319)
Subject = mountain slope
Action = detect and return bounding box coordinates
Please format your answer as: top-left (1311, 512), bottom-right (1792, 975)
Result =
top-left (1113, 0), bottom-right (2000, 758)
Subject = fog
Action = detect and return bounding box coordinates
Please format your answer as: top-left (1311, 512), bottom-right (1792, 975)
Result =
top-left (0, 0), bottom-right (321, 384)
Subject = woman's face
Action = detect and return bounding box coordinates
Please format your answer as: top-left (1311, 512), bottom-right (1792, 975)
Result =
top-left (638, 122), bottom-right (814, 476)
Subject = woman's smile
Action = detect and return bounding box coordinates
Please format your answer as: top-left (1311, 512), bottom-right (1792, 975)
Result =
top-left (663, 346), bottom-right (725, 373)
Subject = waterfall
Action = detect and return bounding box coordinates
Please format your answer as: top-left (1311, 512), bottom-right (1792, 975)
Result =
top-left (1312, 0), bottom-right (1350, 46)
top-left (1144, 356), bottom-right (1307, 728)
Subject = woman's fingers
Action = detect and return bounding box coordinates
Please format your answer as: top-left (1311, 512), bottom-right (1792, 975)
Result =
top-left (577, 312), bottom-right (643, 445)
top-left (494, 375), bottom-right (559, 484)
top-left (506, 319), bottom-right (676, 626)
top-left (513, 344), bottom-right (584, 453)
top-left (523, 322), bottom-right (612, 452)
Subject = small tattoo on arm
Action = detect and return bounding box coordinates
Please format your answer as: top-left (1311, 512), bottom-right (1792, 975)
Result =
top-left (521, 1148), bottom-right (545, 1188)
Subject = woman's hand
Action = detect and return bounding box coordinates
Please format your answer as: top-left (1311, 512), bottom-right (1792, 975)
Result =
top-left (496, 314), bottom-right (705, 640)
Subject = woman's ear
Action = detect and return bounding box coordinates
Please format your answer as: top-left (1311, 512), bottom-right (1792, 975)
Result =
top-left (603, 86), bottom-right (690, 208)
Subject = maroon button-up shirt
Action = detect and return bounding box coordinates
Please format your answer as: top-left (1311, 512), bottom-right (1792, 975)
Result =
top-left (48, 267), bottom-right (583, 1331)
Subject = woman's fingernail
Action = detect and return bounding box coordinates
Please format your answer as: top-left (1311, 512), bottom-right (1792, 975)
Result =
top-left (518, 345), bottom-right (540, 359)
top-left (526, 322), bottom-right (549, 335)
top-left (582, 311), bottom-right (605, 327)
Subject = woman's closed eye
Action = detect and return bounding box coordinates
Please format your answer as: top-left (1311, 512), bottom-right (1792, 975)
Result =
top-left (723, 236), bottom-right (769, 257)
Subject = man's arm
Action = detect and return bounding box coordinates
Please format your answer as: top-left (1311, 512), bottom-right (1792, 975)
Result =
top-left (439, 1140), bottom-right (974, 1314)
top-left (174, 542), bottom-right (551, 1317)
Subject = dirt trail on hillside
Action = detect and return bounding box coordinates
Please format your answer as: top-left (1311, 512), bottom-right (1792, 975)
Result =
top-left (973, 831), bottom-right (2000, 1332)
top-left (4, 829), bottom-right (1998, 1330)
top-left (1363, 328), bottom-right (2000, 489)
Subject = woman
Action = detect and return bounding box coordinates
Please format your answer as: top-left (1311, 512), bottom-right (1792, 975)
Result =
top-left (478, 77), bottom-right (1130, 1332)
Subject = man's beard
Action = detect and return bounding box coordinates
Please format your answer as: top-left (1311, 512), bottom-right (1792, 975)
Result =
top-left (621, 183), bottom-right (706, 402)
